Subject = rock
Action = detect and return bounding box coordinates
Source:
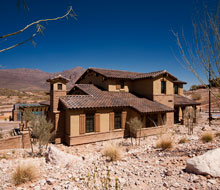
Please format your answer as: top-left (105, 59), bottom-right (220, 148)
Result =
top-left (33, 186), bottom-right (41, 190)
top-left (45, 145), bottom-right (81, 167)
top-left (47, 178), bottom-right (56, 185)
top-left (186, 148), bottom-right (220, 177)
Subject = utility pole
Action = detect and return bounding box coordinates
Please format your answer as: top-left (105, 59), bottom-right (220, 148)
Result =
top-left (208, 62), bottom-right (212, 126)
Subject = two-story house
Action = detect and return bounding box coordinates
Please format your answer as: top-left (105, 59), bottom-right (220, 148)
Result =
top-left (44, 68), bottom-right (199, 145)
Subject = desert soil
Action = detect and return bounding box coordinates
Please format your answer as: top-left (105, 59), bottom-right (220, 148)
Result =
top-left (0, 112), bottom-right (220, 190)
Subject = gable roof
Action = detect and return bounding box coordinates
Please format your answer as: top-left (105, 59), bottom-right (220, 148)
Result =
top-left (60, 84), bottom-right (173, 114)
top-left (75, 68), bottom-right (177, 83)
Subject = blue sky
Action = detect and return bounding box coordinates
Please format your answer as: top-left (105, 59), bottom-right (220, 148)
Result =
top-left (0, 0), bottom-right (217, 89)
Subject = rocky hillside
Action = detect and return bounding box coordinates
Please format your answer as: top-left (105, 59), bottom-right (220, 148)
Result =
top-left (184, 87), bottom-right (220, 111)
top-left (0, 67), bottom-right (85, 91)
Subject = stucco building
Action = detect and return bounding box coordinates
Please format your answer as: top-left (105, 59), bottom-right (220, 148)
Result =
top-left (43, 68), bottom-right (199, 145)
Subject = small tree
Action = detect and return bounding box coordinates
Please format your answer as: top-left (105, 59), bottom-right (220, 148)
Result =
top-left (127, 117), bottom-right (143, 146)
top-left (23, 110), bottom-right (35, 153)
top-left (183, 107), bottom-right (196, 135)
top-left (30, 115), bottom-right (54, 155)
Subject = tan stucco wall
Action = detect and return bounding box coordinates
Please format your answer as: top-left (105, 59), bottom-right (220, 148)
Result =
top-left (178, 84), bottom-right (183, 95)
top-left (108, 84), bottom-right (129, 92)
top-left (153, 95), bottom-right (174, 108)
top-left (131, 79), bottom-right (153, 100)
top-left (153, 76), bottom-right (174, 95)
top-left (78, 72), bottom-right (109, 90)
top-left (100, 113), bottom-right (110, 132)
top-left (52, 83), bottom-right (67, 91)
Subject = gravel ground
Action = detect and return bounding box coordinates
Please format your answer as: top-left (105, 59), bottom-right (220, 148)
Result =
top-left (0, 112), bottom-right (220, 190)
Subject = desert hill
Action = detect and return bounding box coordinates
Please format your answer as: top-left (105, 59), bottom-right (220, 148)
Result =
top-left (0, 66), bottom-right (85, 91)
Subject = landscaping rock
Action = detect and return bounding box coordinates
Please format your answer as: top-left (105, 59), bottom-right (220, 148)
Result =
top-left (186, 148), bottom-right (220, 177)
top-left (45, 145), bottom-right (81, 167)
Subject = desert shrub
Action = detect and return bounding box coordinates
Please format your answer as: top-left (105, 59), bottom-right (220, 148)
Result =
top-left (156, 137), bottom-right (173, 150)
top-left (12, 161), bottom-right (39, 185)
top-left (191, 93), bottom-right (201, 100)
top-left (215, 132), bottom-right (220, 137)
top-left (178, 137), bottom-right (189, 144)
top-left (30, 115), bottom-right (55, 155)
top-left (190, 85), bottom-right (197, 91)
top-left (201, 132), bottom-right (214, 143)
top-left (127, 117), bottom-right (143, 145)
top-left (80, 166), bottom-right (122, 190)
top-left (102, 143), bottom-right (122, 161)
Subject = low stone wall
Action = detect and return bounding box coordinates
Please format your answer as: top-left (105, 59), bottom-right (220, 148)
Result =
top-left (65, 129), bottom-right (125, 146)
top-left (136, 127), bottom-right (166, 138)
top-left (0, 132), bottom-right (31, 150)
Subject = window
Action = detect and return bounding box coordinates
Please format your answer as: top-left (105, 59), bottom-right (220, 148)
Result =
top-left (58, 84), bottom-right (62, 90)
top-left (86, 113), bottom-right (94, 133)
top-left (174, 84), bottom-right (178, 94)
top-left (120, 81), bottom-right (125, 89)
top-left (161, 81), bottom-right (166, 94)
top-left (146, 114), bottom-right (158, 127)
top-left (114, 112), bottom-right (121, 129)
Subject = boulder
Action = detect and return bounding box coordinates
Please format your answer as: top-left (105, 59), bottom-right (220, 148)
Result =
top-left (45, 145), bottom-right (81, 167)
top-left (186, 148), bottom-right (220, 177)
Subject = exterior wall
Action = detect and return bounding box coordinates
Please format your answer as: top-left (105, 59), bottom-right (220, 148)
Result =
top-left (52, 83), bottom-right (67, 91)
top-left (64, 109), bottom-right (127, 145)
top-left (153, 75), bottom-right (174, 127)
top-left (153, 76), bottom-right (174, 95)
top-left (131, 79), bottom-right (153, 100)
top-left (178, 84), bottom-right (183, 95)
top-left (77, 72), bottom-right (109, 90)
top-left (50, 90), bottom-right (67, 112)
top-left (65, 130), bottom-right (124, 146)
top-left (0, 132), bottom-right (30, 150)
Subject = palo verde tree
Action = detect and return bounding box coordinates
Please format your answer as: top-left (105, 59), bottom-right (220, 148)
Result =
top-left (0, 1), bottom-right (77, 53)
top-left (173, 0), bottom-right (220, 124)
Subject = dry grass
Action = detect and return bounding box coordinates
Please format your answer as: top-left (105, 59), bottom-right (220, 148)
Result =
top-left (215, 132), bottom-right (220, 137)
top-left (102, 143), bottom-right (122, 161)
top-left (178, 137), bottom-right (189, 144)
top-left (156, 137), bottom-right (173, 150)
top-left (12, 160), bottom-right (39, 185)
top-left (201, 132), bottom-right (214, 143)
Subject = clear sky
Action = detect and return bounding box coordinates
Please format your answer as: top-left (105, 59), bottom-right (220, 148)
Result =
top-left (0, 0), bottom-right (217, 89)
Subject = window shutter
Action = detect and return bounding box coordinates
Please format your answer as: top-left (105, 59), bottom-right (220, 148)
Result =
top-left (116, 85), bottom-right (121, 90)
top-left (95, 113), bottom-right (100, 132)
top-left (109, 112), bottom-right (114, 131)
top-left (121, 111), bottom-right (127, 129)
top-left (79, 114), bottom-right (85, 134)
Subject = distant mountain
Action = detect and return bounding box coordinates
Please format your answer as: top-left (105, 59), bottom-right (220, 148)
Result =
top-left (0, 66), bottom-right (85, 91)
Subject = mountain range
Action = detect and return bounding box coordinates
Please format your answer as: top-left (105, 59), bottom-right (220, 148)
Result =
top-left (0, 66), bottom-right (85, 91)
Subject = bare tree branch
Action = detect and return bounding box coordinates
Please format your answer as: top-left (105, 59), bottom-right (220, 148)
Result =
top-left (0, 6), bottom-right (76, 39)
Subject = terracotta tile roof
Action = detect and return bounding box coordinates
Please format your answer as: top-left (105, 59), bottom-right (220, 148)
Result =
top-left (47, 75), bottom-right (70, 83)
top-left (174, 95), bottom-right (200, 106)
top-left (173, 80), bottom-right (187, 84)
top-left (60, 84), bottom-right (173, 113)
top-left (88, 68), bottom-right (173, 80)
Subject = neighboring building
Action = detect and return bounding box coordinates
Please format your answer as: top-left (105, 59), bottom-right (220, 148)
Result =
top-left (43, 68), bottom-right (199, 145)
top-left (12, 103), bottom-right (49, 121)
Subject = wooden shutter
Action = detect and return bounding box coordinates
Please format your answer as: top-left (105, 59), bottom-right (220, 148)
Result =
top-left (109, 112), bottom-right (114, 131)
top-left (121, 111), bottom-right (127, 129)
top-left (79, 114), bottom-right (85, 134)
top-left (95, 113), bottom-right (100, 132)
top-left (116, 85), bottom-right (121, 90)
